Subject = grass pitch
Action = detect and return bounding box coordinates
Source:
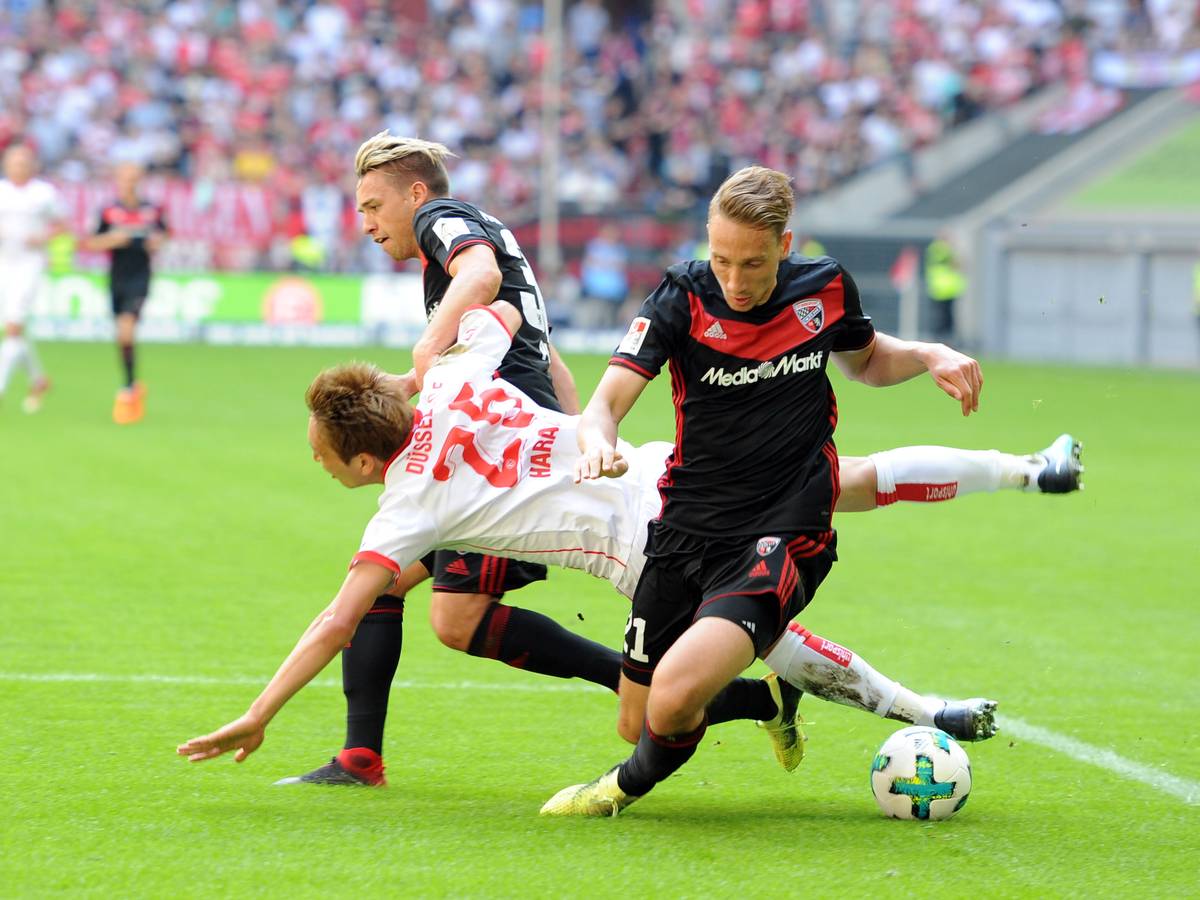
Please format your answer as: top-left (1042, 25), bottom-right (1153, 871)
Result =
top-left (1068, 112), bottom-right (1200, 209)
top-left (2, 341), bottom-right (1197, 897)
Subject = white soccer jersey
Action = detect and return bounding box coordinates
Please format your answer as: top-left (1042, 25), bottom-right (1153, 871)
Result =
top-left (0, 178), bottom-right (62, 267)
top-left (354, 305), bottom-right (669, 599)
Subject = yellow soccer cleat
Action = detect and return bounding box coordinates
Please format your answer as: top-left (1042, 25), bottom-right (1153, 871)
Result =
top-left (540, 766), bottom-right (638, 817)
top-left (757, 672), bottom-right (806, 772)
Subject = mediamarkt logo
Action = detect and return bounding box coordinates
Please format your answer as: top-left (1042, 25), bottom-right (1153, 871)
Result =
top-left (701, 350), bottom-right (823, 387)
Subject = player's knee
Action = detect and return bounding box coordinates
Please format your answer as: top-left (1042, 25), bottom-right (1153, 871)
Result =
top-left (428, 593), bottom-right (491, 652)
top-left (428, 610), bottom-right (473, 651)
top-left (616, 710), bottom-right (641, 744)
top-left (646, 678), bottom-right (707, 734)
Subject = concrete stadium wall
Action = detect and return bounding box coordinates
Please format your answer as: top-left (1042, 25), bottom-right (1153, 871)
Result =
top-left (978, 223), bottom-right (1200, 368)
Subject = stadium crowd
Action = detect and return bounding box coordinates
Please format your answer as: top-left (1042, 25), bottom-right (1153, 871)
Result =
top-left (2, 0), bottom-right (1196, 275)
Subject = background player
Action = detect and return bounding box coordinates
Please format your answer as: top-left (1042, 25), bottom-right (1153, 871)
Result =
top-left (80, 162), bottom-right (167, 425)
top-left (178, 302), bottom-right (1011, 783)
top-left (0, 142), bottom-right (66, 413)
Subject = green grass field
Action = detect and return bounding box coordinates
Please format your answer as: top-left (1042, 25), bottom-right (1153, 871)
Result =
top-left (2, 341), bottom-right (1198, 897)
top-left (1068, 112), bottom-right (1200, 209)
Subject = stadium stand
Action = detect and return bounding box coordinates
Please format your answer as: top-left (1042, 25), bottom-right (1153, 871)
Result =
top-left (2, 0), bottom-right (1195, 322)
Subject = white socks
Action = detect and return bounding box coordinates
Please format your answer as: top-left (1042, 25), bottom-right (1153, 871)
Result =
top-left (869, 446), bottom-right (1043, 505)
top-left (764, 623), bottom-right (944, 725)
top-left (0, 335), bottom-right (45, 395)
top-left (0, 336), bottom-right (24, 394)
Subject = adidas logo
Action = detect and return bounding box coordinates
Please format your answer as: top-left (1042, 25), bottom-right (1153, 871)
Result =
top-left (742, 620), bottom-right (756, 634)
top-left (703, 321), bottom-right (727, 340)
top-left (445, 559), bottom-right (471, 576)
top-left (748, 560), bottom-right (770, 578)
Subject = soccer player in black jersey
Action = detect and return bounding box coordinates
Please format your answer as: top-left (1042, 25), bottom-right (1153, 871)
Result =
top-left (543, 166), bottom-right (983, 816)
top-left (278, 132), bottom-right (615, 786)
top-left (81, 163), bottom-right (166, 424)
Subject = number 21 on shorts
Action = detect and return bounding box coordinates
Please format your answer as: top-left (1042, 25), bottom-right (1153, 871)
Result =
top-left (624, 612), bottom-right (650, 663)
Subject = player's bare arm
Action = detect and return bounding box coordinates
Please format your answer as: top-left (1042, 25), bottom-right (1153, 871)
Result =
top-left (548, 343), bottom-right (581, 415)
top-left (574, 365), bottom-right (647, 482)
top-left (833, 333), bottom-right (983, 417)
top-left (81, 230), bottom-right (133, 252)
top-left (176, 562), bottom-right (395, 764)
top-left (410, 244), bottom-right (503, 385)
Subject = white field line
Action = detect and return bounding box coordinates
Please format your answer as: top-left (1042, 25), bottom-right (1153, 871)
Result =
top-left (998, 714), bottom-right (1199, 805)
top-left (0, 671), bottom-right (609, 692)
top-left (3, 672), bottom-right (1195, 805)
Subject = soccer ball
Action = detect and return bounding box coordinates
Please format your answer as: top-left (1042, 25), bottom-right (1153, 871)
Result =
top-left (870, 726), bottom-right (972, 821)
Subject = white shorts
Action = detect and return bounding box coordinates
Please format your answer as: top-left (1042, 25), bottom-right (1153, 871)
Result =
top-left (0, 261), bottom-right (44, 324)
top-left (613, 441), bottom-right (672, 600)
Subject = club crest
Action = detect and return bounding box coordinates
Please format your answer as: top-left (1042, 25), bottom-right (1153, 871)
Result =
top-left (793, 298), bottom-right (824, 333)
top-left (756, 536), bottom-right (781, 556)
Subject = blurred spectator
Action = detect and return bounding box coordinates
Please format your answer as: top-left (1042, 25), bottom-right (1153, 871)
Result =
top-left (578, 223), bottom-right (629, 327)
top-left (0, 0), bottom-right (1190, 273)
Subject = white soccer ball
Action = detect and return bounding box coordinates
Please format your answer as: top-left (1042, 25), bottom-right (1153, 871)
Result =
top-left (870, 726), bottom-right (972, 821)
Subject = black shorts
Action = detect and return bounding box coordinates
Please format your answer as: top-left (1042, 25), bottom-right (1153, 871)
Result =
top-left (111, 277), bottom-right (150, 317)
top-left (621, 524), bottom-right (835, 686)
top-left (429, 549), bottom-right (547, 597)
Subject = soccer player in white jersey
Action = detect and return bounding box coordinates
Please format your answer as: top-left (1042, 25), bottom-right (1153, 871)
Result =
top-left (0, 143), bottom-right (66, 412)
top-left (179, 301), bottom-right (1083, 775)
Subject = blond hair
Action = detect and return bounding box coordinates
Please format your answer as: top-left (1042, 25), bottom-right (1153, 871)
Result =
top-left (708, 166), bottom-right (794, 238)
top-left (354, 131), bottom-right (455, 196)
top-left (306, 362), bottom-right (414, 464)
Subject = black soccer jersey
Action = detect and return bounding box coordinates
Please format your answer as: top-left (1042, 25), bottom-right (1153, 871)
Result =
top-left (610, 254), bottom-right (875, 537)
top-left (412, 198), bottom-right (559, 411)
top-left (95, 201), bottom-right (165, 286)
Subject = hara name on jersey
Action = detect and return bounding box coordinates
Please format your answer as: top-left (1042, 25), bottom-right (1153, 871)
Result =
top-left (354, 305), bottom-right (663, 600)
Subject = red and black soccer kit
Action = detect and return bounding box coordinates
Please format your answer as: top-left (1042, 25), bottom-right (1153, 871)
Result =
top-left (610, 255), bottom-right (876, 683)
top-left (412, 197), bottom-right (557, 595)
top-left (95, 201), bottom-right (166, 316)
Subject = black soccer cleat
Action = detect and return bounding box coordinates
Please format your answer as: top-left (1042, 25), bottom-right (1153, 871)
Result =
top-left (1035, 434), bottom-right (1084, 494)
top-left (273, 749), bottom-right (386, 787)
top-left (934, 698), bottom-right (999, 742)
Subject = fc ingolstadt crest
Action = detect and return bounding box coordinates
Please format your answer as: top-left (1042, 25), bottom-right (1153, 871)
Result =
top-left (793, 298), bottom-right (824, 333)
top-left (756, 536), bottom-right (781, 556)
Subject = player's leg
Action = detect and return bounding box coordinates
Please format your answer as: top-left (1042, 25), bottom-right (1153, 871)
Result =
top-left (429, 551), bottom-right (621, 690)
top-left (0, 320), bottom-right (23, 400)
top-left (276, 559), bottom-right (432, 786)
top-left (836, 439), bottom-right (1084, 512)
top-left (763, 622), bottom-right (997, 741)
top-left (111, 285), bottom-right (147, 423)
top-left (542, 535), bottom-right (808, 815)
top-left (1, 269), bottom-right (50, 412)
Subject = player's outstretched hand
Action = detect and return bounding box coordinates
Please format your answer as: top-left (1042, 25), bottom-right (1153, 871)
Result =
top-left (927, 345), bottom-right (983, 416)
top-left (574, 443), bottom-right (629, 482)
top-left (177, 713), bottom-right (266, 764)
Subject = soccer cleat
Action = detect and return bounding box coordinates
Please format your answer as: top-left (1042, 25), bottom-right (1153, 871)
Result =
top-left (22, 376), bottom-right (51, 414)
top-left (112, 387), bottom-right (144, 425)
top-left (273, 748), bottom-right (386, 786)
top-left (757, 672), bottom-right (806, 771)
top-left (934, 698), bottom-right (999, 742)
top-left (1033, 434), bottom-right (1083, 493)
top-left (540, 766), bottom-right (637, 817)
